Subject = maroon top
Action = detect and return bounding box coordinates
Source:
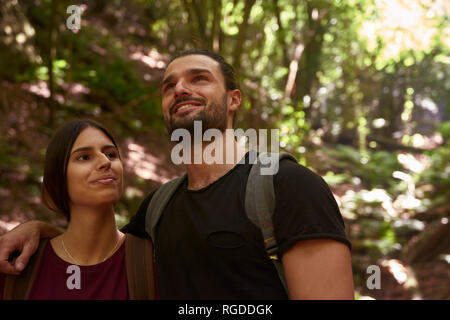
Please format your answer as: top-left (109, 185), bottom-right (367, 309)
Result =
top-left (0, 241), bottom-right (128, 300)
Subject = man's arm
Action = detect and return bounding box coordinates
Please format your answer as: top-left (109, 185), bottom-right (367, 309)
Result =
top-left (0, 220), bottom-right (63, 274)
top-left (282, 239), bottom-right (354, 300)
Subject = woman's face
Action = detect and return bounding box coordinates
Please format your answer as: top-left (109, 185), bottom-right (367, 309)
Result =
top-left (66, 127), bottom-right (123, 209)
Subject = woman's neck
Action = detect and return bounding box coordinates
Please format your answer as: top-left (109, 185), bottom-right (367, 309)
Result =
top-left (51, 205), bottom-right (124, 266)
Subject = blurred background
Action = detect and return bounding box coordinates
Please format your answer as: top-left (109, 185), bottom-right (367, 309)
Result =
top-left (0, 0), bottom-right (448, 299)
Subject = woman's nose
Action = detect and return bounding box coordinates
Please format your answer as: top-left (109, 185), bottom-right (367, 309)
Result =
top-left (97, 153), bottom-right (111, 170)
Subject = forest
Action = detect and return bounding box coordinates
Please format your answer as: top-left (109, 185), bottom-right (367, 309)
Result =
top-left (0, 0), bottom-right (449, 299)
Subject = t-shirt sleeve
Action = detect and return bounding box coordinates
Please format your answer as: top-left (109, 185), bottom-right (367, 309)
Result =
top-left (273, 159), bottom-right (351, 259)
top-left (120, 190), bottom-right (156, 239)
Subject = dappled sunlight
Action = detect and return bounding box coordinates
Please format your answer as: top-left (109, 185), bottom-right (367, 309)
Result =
top-left (360, 0), bottom-right (448, 62)
top-left (21, 80), bottom-right (50, 98)
top-left (397, 153), bottom-right (430, 174)
top-left (125, 142), bottom-right (172, 184)
top-left (0, 220), bottom-right (20, 233)
top-left (393, 194), bottom-right (422, 211)
top-left (340, 188), bottom-right (398, 220)
top-left (381, 259), bottom-right (422, 299)
top-left (381, 259), bottom-right (408, 285)
top-left (124, 186), bottom-right (144, 199)
top-left (63, 82), bottom-right (91, 95)
top-left (129, 50), bottom-right (166, 69)
top-left (363, 189), bottom-right (398, 219)
top-left (392, 170), bottom-right (423, 211)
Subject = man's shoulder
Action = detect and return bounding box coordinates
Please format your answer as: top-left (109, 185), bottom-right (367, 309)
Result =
top-left (273, 156), bottom-right (331, 197)
top-left (141, 189), bottom-right (158, 207)
top-left (276, 156), bottom-right (323, 181)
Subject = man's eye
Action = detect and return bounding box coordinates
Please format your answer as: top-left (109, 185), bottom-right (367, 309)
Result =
top-left (194, 75), bottom-right (207, 82)
top-left (163, 83), bottom-right (174, 92)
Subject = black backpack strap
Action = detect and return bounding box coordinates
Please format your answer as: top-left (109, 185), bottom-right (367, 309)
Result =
top-left (145, 174), bottom-right (187, 244)
top-left (125, 233), bottom-right (155, 300)
top-left (245, 150), bottom-right (298, 297)
top-left (3, 238), bottom-right (49, 300)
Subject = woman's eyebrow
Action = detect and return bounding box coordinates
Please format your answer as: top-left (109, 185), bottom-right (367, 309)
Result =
top-left (71, 146), bottom-right (92, 155)
top-left (101, 145), bottom-right (118, 152)
top-left (71, 145), bottom-right (116, 155)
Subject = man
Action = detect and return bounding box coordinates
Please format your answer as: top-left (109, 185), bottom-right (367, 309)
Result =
top-left (0, 49), bottom-right (354, 299)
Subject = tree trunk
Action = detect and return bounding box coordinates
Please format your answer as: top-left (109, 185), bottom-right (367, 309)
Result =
top-left (47, 0), bottom-right (57, 127)
top-left (232, 0), bottom-right (256, 70)
top-left (293, 1), bottom-right (327, 107)
top-left (211, 0), bottom-right (222, 52)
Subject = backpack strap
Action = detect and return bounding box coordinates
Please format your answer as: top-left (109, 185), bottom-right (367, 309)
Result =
top-left (145, 174), bottom-right (187, 244)
top-left (125, 233), bottom-right (156, 300)
top-left (245, 150), bottom-right (298, 297)
top-left (3, 238), bottom-right (49, 300)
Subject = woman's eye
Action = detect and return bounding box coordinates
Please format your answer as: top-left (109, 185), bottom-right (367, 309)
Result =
top-left (76, 154), bottom-right (90, 161)
top-left (106, 151), bottom-right (118, 159)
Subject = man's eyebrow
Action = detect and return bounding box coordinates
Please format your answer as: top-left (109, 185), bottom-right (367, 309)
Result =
top-left (162, 68), bottom-right (213, 87)
top-left (70, 145), bottom-right (116, 156)
top-left (188, 68), bottom-right (213, 76)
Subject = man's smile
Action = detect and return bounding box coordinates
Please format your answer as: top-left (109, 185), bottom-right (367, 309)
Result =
top-left (173, 104), bottom-right (203, 115)
top-left (170, 98), bottom-right (205, 115)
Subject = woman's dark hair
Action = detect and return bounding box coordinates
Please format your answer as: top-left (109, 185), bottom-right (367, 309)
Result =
top-left (41, 119), bottom-right (120, 221)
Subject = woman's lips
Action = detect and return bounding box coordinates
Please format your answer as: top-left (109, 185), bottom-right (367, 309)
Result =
top-left (92, 175), bottom-right (116, 184)
top-left (94, 178), bottom-right (115, 184)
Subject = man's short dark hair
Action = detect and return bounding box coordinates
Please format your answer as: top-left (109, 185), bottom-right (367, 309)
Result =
top-left (169, 49), bottom-right (239, 92)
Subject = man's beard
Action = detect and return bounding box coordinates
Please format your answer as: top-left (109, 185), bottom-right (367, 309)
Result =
top-left (165, 93), bottom-right (228, 136)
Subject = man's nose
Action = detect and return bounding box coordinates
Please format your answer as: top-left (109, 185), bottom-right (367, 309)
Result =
top-left (174, 80), bottom-right (192, 99)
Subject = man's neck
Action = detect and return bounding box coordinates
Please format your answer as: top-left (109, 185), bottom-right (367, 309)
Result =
top-left (184, 134), bottom-right (248, 190)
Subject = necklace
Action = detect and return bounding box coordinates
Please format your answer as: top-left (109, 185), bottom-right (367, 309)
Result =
top-left (61, 234), bottom-right (122, 265)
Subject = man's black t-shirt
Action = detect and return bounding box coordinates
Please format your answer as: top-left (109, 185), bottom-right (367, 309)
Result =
top-left (122, 152), bottom-right (351, 299)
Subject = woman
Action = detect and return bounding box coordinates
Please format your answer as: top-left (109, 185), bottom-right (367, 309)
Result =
top-left (0, 119), bottom-right (154, 299)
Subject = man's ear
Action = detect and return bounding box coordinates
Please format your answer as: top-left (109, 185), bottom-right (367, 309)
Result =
top-left (228, 89), bottom-right (241, 112)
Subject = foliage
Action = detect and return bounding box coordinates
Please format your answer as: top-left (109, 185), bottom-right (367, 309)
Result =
top-left (0, 0), bottom-right (449, 299)
top-left (418, 122), bottom-right (450, 207)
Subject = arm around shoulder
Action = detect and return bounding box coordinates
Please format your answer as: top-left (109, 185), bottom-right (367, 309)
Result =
top-left (0, 220), bottom-right (63, 274)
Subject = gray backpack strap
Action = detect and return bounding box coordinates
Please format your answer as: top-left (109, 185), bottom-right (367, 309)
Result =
top-left (245, 150), bottom-right (297, 297)
top-left (145, 174), bottom-right (188, 244)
